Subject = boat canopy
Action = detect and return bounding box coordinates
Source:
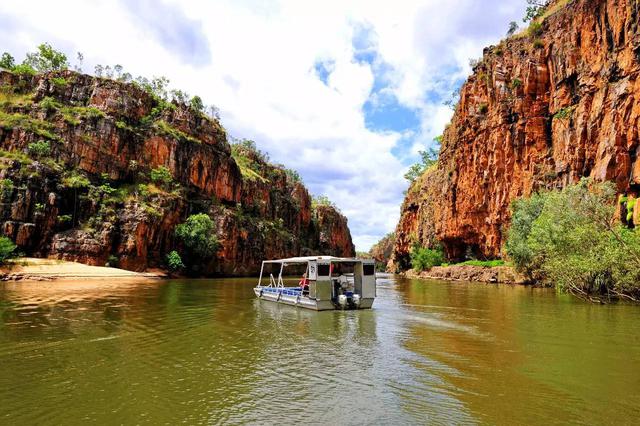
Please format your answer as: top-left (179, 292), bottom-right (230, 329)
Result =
top-left (261, 256), bottom-right (364, 265)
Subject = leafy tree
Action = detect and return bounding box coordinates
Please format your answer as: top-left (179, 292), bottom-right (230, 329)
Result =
top-left (114, 64), bottom-right (123, 79)
top-left (312, 195), bottom-right (337, 210)
top-left (170, 89), bottom-right (189, 104)
top-left (404, 136), bottom-right (442, 183)
top-left (507, 21), bottom-right (519, 36)
top-left (27, 140), bottom-right (51, 158)
top-left (523, 0), bottom-right (549, 23)
top-left (175, 214), bottom-right (219, 259)
top-left (94, 64), bottom-right (104, 77)
top-left (74, 52), bottom-right (84, 73)
top-left (0, 52), bottom-right (15, 70)
top-left (0, 236), bottom-right (16, 264)
top-left (190, 95), bottom-right (204, 113)
top-left (23, 43), bottom-right (69, 72)
top-left (285, 168), bottom-right (302, 184)
top-left (410, 245), bottom-right (445, 272)
top-left (166, 250), bottom-right (185, 273)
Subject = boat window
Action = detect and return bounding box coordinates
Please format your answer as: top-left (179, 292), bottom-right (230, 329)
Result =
top-left (363, 264), bottom-right (375, 276)
top-left (317, 264), bottom-right (330, 276)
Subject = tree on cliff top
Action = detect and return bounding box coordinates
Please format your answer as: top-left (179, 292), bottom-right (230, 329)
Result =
top-left (24, 43), bottom-right (69, 72)
top-left (404, 136), bottom-right (442, 183)
top-left (523, 0), bottom-right (550, 22)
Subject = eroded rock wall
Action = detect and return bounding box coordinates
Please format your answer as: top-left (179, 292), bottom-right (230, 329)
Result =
top-left (0, 70), bottom-right (354, 275)
top-left (392, 0), bottom-right (640, 267)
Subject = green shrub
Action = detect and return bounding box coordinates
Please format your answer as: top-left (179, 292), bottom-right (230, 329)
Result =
top-left (57, 214), bottom-right (72, 225)
top-left (40, 96), bottom-right (60, 112)
top-left (12, 64), bottom-right (36, 77)
top-left (0, 236), bottom-right (16, 264)
top-left (51, 77), bottom-right (68, 88)
top-left (106, 255), bottom-right (119, 268)
top-left (410, 246), bottom-right (445, 272)
top-left (166, 250), bottom-right (185, 272)
top-left (478, 103), bottom-right (489, 114)
top-left (505, 179), bottom-right (640, 300)
top-left (175, 213), bottom-right (219, 259)
top-left (533, 39), bottom-right (545, 49)
top-left (27, 140), bottom-right (51, 158)
top-left (0, 178), bottom-right (13, 198)
top-left (511, 78), bottom-right (523, 89)
top-left (150, 166), bottom-right (173, 187)
top-left (554, 106), bottom-right (575, 120)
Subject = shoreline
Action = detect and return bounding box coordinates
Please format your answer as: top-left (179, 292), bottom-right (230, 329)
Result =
top-left (0, 258), bottom-right (167, 282)
top-left (401, 265), bottom-right (529, 285)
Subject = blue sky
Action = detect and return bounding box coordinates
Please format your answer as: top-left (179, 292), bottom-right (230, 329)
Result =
top-left (0, 0), bottom-right (527, 250)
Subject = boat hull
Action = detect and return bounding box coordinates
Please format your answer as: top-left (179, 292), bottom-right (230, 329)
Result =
top-left (254, 287), bottom-right (373, 311)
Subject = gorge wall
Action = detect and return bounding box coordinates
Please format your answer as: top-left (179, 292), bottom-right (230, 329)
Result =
top-left (0, 69), bottom-right (354, 276)
top-left (392, 0), bottom-right (640, 269)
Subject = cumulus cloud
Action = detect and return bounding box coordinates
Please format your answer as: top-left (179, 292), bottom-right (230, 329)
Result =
top-left (0, 0), bottom-right (526, 250)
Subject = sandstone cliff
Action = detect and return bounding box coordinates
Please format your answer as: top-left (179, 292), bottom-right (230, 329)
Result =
top-left (0, 69), bottom-right (354, 275)
top-left (392, 0), bottom-right (640, 269)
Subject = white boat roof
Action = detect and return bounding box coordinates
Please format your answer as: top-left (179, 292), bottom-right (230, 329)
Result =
top-left (262, 256), bottom-right (364, 264)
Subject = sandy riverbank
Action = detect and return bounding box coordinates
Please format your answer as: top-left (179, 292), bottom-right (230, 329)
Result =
top-left (403, 265), bottom-right (528, 284)
top-left (0, 258), bottom-right (166, 282)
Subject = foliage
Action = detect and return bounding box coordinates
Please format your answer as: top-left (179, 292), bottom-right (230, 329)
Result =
top-left (106, 255), bottom-right (119, 268)
top-left (27, 140), bottom-right (51, 158)
top-left (554, 106), bottom-right (575, 120)
top-left (0, 178), bottom-right (14, 199)
top-left (505, 179), bottom-right (640, 300)
top-left (0, 236), bottom-right (16, 264)
top-left (455, 259), bottom-right (506, 268)
top-left (533, 39), bottom-right (545, 49)
top-left (511, 78), bottom-right (523, 89)
top-left (0, 111), bottom-right (57, 140)
top-left (175, 213), bottom-right (219, 259)
top-left (57, 214), bottom-right (72, 225)
top-left (523, 0), bottom-right (549, 23)
top-left (0, 52), bottom-right (15, 70)
top-left (61, 170), bottom-right (90, 189)
top-left (528, 21), bottom-right (543, 38)
top-left (190, 95), bottom-right (205, 113)
top-left (312, 195), bottom-right (339, 211)
top-left (507, 21), bottom-right (519, 36)
top-left (410, 245), bottom-right (445, 272)
top-left (478, 103), bottom-right (489, 114)
top-left (284, 168), bottom-right (302, 184)
top-left (51, 77), bottom-right (68, 88)
top-left (155, 120), bottom-right (201, 144)
top-left (150, 166), bottom-right (173, 187)
top-left (230, 138), bottom-right (270, 183)
top-left (23, 43), bottom-right (69, 72)
top-left (166, 250), bottom-right (185, 272)
top-left (404, 136), bottom-right (442, 183)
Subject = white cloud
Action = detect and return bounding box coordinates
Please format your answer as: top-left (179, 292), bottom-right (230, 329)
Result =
top-left (0, 0), bottom-right (525, 250)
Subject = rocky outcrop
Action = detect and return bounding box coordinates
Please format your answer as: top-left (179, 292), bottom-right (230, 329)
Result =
top-left (0, 69), bottom-right (354, 275)
top-left (392, 0), bottom-right (640, 268)
top-left (404, 265), bottom-right (527, 285)
top-left (369, 232), bottom-right (395, 270)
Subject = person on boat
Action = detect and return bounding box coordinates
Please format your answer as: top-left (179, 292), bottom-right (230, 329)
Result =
top-left (299, 272), bottom-right (309, 292)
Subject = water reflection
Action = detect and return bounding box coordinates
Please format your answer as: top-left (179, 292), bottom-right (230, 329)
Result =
top-left (0, 276), bottom-right (639, 424)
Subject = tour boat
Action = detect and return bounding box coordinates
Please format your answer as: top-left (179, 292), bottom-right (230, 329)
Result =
top-left (253, 256), bottom-right (377, 311)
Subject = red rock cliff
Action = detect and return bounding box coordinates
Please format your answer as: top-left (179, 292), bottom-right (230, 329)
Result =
top-left (392, 0), bottom-right (640, 269)
top-left (0, 69), bottom-right (355, 275)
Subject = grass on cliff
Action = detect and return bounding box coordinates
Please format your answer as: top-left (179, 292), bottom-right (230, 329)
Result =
top-left (0, 111), bottom-right (58, 140)
top-left (155, 120), bottom-right (202, 145)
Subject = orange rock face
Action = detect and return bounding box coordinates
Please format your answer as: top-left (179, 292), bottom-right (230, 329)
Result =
top-left (0, 69), bottom-right (354, 275)
top-left (392, 0), bottom-right (640, 268)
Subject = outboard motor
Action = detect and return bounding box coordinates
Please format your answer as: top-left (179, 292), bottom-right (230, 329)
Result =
top-left (337, 294), bottom-right (348, 308)
top-left (352, 294), bottom-right (361, 307)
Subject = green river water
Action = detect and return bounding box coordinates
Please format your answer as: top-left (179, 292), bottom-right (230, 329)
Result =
top-left (0, 275), bottom-right (639, 425)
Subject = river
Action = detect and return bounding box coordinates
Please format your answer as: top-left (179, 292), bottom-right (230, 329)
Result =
top-left (0, 275), bottom-right (638, 425)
